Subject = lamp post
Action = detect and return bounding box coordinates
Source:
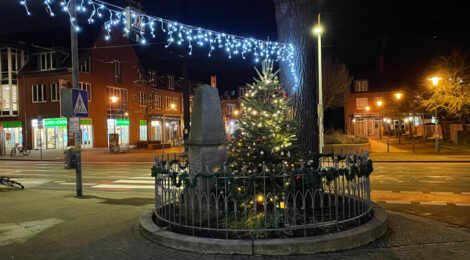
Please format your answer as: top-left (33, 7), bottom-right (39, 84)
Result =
top-left (429, 77), bottom-right (441, 153)
top-left (313, 14), bottom-right (324, 154)
top-left (394, 93), bottom-right (402, 144)
top-left (110, 96), bottom-right (119, 134)
top-left (377, 100), bottom-right (383, 139)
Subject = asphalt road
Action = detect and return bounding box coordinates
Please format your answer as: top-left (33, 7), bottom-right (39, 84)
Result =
top-left (1, 161), bottom-right (469, 228)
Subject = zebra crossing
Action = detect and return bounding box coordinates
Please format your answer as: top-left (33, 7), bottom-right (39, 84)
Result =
top-left (92, 176), bottom-right (155, 190)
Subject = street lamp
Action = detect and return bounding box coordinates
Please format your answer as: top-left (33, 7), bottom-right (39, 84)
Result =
top-left (313, 14), bottom-right (324, 154)
top-left (394, 92), bottom-right (403, 144)
top-left (110, 96), bottom-right (119, 133)
top-left (428, 76), bottom-right (442, 153)
top-left (170, 103), bottom-right (176, 110)
top-left (376, 100), bottom-right (383, 139)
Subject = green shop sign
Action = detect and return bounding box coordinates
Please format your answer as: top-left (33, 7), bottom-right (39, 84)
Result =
top-left (80, 119), bottom-right (92, 125)
top-left (139, 120), bottom-right (147, 126)
top-left (116, 119), bottom-right (129, 126)
top-left (0, 121), bottom-right (22, 128)
top-left (44, 118), bottom-right (67, 127)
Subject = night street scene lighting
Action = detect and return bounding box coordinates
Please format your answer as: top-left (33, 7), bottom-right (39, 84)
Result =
top-left (1, 0), bottom-right (470, 259)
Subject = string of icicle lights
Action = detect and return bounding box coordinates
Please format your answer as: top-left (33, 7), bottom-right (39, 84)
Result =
top-left (19, 0), bottom-right (299, 91)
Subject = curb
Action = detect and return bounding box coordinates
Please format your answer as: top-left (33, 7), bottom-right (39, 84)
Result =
top-left (139, 203), bottom-right (388, 255)
top-left (373, 160), bottom-right (470, 163)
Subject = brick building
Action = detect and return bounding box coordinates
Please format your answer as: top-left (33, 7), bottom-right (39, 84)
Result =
top-left (220, 86), bottom-right (245, 138)
top-left (0, 32), bottom-right (199, 151)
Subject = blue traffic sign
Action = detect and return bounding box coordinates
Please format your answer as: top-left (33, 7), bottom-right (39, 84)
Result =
top-left (72, 89), bottom-right (89, 118)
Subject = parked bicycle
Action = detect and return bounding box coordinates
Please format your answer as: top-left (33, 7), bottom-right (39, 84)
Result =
top-left (10, 143), bottom-right (31, 157)
top-left (0, 176), bottom-right (24, 190)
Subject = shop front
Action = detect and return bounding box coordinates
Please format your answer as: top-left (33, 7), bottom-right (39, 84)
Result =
top-left (107, 118), bottom-right (129, 146)
top-left (80, 119), bottom-right (93, 149)
top-left (139, 120), bottom-right (147, 141)
top-left (0, 121), bottom-right (23, 150)
top-left (32, 118), bottom-right (67, 150)
top-left (164, 116), bottom-right (181, 146)
top-left (31, 118), bottom-right (94, 150)
top-left (151, 119), bottom-right (162, 141)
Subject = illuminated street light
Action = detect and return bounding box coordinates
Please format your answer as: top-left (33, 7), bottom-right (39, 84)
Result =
top-left (312, 13), bottom-right (324, 154)
top-left (428, 76), bottom-right (442, 153)
top-left (394, 92), bottom-right (403, 143)
top-left (170, 103), bottom-right (176, 110)
top-left (429, 76), bottom-right (442, 86)
top-left (110, 96), bottom-right (118, 103)
top-left (394, 93), bottom-right (402, 100)
top-left (365, 106), bottom-right (370, 111)
top-left (376, 101), bottom-right (383, 139)
top-left (233, 110), bottom-right (239, 116)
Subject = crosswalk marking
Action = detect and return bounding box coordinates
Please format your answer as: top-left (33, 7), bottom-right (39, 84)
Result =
top-left (385, 201), bottom-right (411, 204)
top-left (420, 201), bottom-right (448, 206)
top-left (113, 180), bottom-right (154, 184)
top-left (430, 192), bottom-right (454, 195)
top-left (400, 191), bottom-right (423, 194)
top-left (130, 177), bottom-right (154, 180)
top-left (60, 182), bottom-right (97, 186)
top-left (455, 203), bottom-right (470, 206)
top-left (372, 190), bottom-right (392, 193)
top-left (92, 184), bottom-right (154, 189)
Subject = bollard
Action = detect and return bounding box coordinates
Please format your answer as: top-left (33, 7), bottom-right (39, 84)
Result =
top-left (387, 138), bottom-right (390, 152)
top-left (412, 138), bottom-right (415, 152)
top-left (75, 150), bottom-right (82, 197)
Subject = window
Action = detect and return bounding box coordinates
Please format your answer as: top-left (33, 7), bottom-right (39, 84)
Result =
top-left (113, 60), bottom-right (121, 84)
top-left (149, 72), bottom-right (156, 86)
top-left (354, 80), bottom-right (368, 92)
top-left (239, 87), bottom-right (247, 97)
top-left (140, 121), bottom-right (148, 141)
top-left (39, 52), bottom-right (56, 71)
top-left (32, 84), bottom-right (46, 103)
top-left (79, 56), bottom-right (91, 72)
top-left (356, 97), bottom-right (368, 109)
top-left (168, 75), bottom-right (174, 90)
top-left (139, 91), bottom-right (147, 107)
top-left (166, 96), bottom-right (172, 110)
top-left (107, 87), bottom-right (128, 115)
top-left (78, 82), bottom-right (92, 101)
top-left (153, 95), bottom-right (161, 109)
top-left (226, 103), bottom-right (236, 116)
top-left (50, 82), bottom-right (59, 102)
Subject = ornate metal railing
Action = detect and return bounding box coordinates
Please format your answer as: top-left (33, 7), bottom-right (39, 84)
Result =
top-left (152, 152), bottom-right (373, 239)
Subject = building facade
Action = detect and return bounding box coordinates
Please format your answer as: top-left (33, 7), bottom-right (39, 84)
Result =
top-left (0, 33), bottom-right (193, 151)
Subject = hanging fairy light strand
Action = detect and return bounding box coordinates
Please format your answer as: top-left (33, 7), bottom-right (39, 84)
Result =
top-left (18, 0), bottom-right (299, 90)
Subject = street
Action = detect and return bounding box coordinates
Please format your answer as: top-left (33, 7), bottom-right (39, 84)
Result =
top-left (2, 160), bottom-right (470, 229)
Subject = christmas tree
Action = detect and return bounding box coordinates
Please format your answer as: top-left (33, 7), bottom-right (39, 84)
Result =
top-left (228, 60), bottom-right (300, 174)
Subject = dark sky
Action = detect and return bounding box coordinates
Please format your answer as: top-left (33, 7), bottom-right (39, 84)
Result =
top-left (1, 0), bottom-right (469, 91)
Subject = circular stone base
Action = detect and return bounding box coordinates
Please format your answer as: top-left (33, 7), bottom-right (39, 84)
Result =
top-left (139, 203), bottom-right (387, 255)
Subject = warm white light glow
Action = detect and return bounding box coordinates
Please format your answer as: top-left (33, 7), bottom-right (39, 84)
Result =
top-left (110, 96), bottom-right (118, 103)
top-left (428, 76), bottom-right (442, 86)
top-left (312, 25), bottom-right (323, 35)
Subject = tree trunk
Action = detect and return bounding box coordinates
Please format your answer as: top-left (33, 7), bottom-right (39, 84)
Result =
top-left (273, 0), bottom-right (319, 154)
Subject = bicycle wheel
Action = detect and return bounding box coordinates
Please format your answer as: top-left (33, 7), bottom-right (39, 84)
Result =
top-left (10, 148), bottom-right (16, 158)
top-left (3, 179), bottom-right (24, 189)
top-left (22, 149), bottom-right (31, 156)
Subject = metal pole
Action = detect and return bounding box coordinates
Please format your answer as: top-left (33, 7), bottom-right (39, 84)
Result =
top-left (182, 55), bottom-right (190, 142)
top-left (435, 107), bottom-right (439, 153)
top-left (70, 0), bottom-right (82, 197)
top-left (317, 13), bottom-right (324, 154)
top-left (387, 138), bottom-right (389, 153)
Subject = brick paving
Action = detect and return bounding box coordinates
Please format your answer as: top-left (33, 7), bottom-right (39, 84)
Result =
top-left (1, 189), bottom-right (470, 259)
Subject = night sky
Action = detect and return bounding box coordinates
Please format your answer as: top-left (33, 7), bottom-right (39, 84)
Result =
top-left (1, 0), bottom-right (469, 92)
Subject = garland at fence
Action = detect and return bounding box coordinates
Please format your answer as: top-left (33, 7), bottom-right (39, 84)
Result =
top-left (150, 158), bottom-right (373, 200)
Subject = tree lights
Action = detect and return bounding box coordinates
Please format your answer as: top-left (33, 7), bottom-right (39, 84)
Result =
top-left (18, 0), bottom-right (299, 91)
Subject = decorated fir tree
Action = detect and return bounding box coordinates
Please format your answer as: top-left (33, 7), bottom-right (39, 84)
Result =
top-left (228, 60), bottom-right (300, 173)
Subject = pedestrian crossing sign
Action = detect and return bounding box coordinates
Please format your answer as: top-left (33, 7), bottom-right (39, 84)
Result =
top-left (72, 89), bottom-right (89, 117)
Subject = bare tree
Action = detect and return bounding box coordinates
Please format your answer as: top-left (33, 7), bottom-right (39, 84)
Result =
top-left (419, 51), bottom-right (470, 123)
top-left (322, 57), bottom-right (352, 110)
top-left (273, 0), bottom-right (323, 154)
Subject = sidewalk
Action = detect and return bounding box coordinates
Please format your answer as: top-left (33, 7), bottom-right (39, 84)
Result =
top-left (1, 188), bottom-right (470, 259)
top-left (0, 147), bottom-right (184, 162)
top-left (370, 138), bottom-right (470, 162)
